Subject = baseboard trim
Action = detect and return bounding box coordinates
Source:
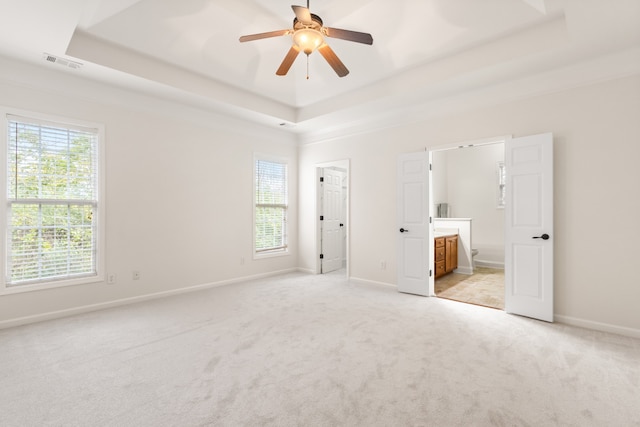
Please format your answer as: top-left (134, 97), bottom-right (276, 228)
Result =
top-left (0, 268), bottom-right (299, 330)
top-left (475, 260), bottom-right (505, 269)
top-left (455, 267), bottom-right (473, 275)
top-left (555, 314), bottom-right (640, 339)
top-left (296, 267), bottom-right (316, 274)
top-left (349, 276), bottom-right (396, 289)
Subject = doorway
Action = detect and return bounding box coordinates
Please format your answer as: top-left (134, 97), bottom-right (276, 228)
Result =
top-left (397, 133), bottom-right (554, 322)
top-left (431, 142), bottom-right (505, 310)
top-left (316, 160), bottom-right (349, 276)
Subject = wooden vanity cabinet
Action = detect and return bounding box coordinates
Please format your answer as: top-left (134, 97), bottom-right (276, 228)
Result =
top-left (434, 235), bottom-right (458, 279)
top-left (435, 237), bottom-right (446, 278)
top-left (445, 236), bottom-right (458, 272)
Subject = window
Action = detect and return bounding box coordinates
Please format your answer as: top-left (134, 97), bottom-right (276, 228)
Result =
top-left (2, 112), bottom-right (103, 291)
top-left (254, 156), bottom-right (288, 256)
top-left (497, 161), bottom-right (506, 208)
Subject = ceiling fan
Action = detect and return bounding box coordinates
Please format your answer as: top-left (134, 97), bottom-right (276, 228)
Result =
top-left (239, 2), bottom-right (373, 78)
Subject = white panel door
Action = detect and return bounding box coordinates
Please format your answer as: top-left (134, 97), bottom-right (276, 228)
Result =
top-left (321, 168), bottom-right (343, 273)
top-left (397, 152), bottom-right (431, 296)
top-left (505, 133), bottom-right (554, 322)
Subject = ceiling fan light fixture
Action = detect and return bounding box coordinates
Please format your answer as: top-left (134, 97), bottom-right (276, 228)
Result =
top-left (293, 28), bottom-right (323, 55)
top-left (239, 4), bottom-right (373, 78)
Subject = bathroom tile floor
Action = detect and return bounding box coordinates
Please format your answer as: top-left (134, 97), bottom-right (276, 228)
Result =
top-left (435, 267), bottom-right (505, 310)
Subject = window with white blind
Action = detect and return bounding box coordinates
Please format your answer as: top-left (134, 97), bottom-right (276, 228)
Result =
top-left (2, 112), bottom-right (103, 291)
top-left (497, 161), bottom-right (506, 209)
top-left (254, 156), bottom-right (288, 256)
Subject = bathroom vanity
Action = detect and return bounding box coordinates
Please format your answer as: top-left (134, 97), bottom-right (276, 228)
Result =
top-left (434, 234), bottom-right (458, 278)
top-left (434, 218), bottom-right (473, 275)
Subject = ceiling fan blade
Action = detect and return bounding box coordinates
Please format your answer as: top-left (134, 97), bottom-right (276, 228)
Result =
top-left (292, 5), bottom-right (312, 25)
top-left (276, 45), bottom-right (301, 76)
top-left (317, 44), bottom-right (349, 77)
top-left (324, 27), bottom-right (373, 45)
top-left (239, 29), bottom-right (290, 43)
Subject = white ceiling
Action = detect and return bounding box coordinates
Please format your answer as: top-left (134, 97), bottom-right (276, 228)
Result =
top-left (1, 0), bottom-right (639, 141)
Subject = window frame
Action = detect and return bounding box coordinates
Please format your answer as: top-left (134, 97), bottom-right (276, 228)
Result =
top-left (497, 160), bottom-right (506, 209)
top-left (253, 153), bottom-right (289, 259)
top-left (0, 107), bottom-right (105, 294)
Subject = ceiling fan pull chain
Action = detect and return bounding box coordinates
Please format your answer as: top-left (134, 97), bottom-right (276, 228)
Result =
top-left (307, 55), bottom-right (310, 80)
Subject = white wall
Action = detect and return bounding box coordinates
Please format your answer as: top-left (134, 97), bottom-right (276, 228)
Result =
top-left (298, 74), bottom-right (640, 334)
top-left (2, 59), bottom-right (639, 337)
top-left (0, 59), bottom-right (298, 325)
top-left (431, 150), bottom-right (448, 207)
top-left (438, 144), bottom-right (506, 266)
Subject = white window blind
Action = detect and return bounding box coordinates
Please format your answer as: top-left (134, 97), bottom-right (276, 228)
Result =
top-left (255, 158), bottom-right (288, 254)
top-left (6, 115), bottom-right (99, 286)
top-left (497, 161), bottom-right (506, 208)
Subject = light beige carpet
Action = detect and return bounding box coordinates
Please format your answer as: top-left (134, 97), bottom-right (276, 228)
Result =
top-left (1, 271), bottom-right (639, 426)
top-left (435, 267), bottom-right (505, 310)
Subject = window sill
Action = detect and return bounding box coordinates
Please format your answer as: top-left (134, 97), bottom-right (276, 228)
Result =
top-left (1, 274), bottom-right (104, 295)
top-left (254, 250), bottom-right (290, 260)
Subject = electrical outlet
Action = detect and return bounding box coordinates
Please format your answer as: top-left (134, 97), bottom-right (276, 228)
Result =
top-left (107, 274), bottom-right (117, 284)
top-left (132, 271), bottom-right (140, 280)
top-left (380, 260), bottom-right (387, 270)
top-left (240, 257), bottom-right (245, 265)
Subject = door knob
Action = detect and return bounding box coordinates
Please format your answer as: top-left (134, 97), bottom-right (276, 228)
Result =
top-left (399, 228), bottom-right (409, 233)
top-left (532, 233), bottom-right (550, 240)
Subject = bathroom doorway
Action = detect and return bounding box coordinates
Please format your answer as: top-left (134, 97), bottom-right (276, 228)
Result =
top-left (431, 140), bottom-right (505, 310)
top-left (398, 133), bottom-right (554, 320)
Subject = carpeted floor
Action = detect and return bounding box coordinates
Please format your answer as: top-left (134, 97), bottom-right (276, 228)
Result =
top-left (1, 271), bottom-right (639, 426)
top-left (435, 267), bottom-right (505, 310)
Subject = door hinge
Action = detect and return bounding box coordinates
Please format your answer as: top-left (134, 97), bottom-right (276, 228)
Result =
top-left (429, 216), bottom-right (432, 224)
top-left (319, 177), bottom-right (324, 182)
top-left (429, 163), bottom-right (432, 171)
top-left (320, 215), bottom-right (324, 221)
top-left (320, 254), bottom-right (324, 259)
top-left (429, 269), bottom-right (432, 277)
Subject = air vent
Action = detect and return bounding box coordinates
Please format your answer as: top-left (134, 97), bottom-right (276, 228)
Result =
top-left (43, 53), bottom-right (83, 70)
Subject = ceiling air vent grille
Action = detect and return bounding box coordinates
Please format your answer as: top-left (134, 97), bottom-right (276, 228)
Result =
top-left (43, 53), bottom-right (83, 70)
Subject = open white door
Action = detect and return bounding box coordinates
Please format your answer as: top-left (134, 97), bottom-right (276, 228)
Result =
top-left (505, 133), bottom-right (554, 322)
top-left (397, 152), bottom-right (432, 296)
top-left (320, 168), bottom-right (343, 273)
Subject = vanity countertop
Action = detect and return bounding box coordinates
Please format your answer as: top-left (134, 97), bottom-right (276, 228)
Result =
top-left (434, 232), bottom-right (458, 238)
